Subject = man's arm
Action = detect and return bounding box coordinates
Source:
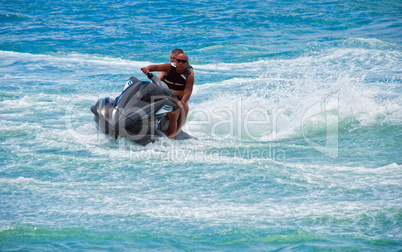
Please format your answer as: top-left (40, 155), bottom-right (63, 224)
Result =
top-left (141, 63), bottom-right (171, 75)
top-left (158, 71), bottom-right (166, 80)
top-left (180, 74), bottom-right (194, 104)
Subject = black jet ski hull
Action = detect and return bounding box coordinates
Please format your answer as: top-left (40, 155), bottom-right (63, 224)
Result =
top-left (91, 76), bottom-right (196, 145)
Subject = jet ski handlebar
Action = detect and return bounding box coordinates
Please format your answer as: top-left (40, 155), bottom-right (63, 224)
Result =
top-left (147, 73), bottom-right (174, 97)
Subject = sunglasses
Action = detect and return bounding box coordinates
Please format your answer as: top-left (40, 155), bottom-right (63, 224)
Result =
top-left (176, 59), bottom-right (188, 63)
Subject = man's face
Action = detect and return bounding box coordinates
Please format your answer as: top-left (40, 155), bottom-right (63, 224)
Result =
top-left (170, 53), bottom-right (179, 62)
top-left (175, 54), bottom-right (188, 72)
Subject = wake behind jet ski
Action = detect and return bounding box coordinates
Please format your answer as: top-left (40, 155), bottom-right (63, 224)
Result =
top-left (90, 73), bottom-right (195, 145)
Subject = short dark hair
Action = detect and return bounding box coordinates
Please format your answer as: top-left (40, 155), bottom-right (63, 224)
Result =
top-left (171, 48), bottom-right (184, 54)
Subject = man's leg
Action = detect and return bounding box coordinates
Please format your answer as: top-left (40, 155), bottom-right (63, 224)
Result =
top-left (167, 110), bottom-right (179, 139)
top-left (176, 103), bottom-right (189, 135)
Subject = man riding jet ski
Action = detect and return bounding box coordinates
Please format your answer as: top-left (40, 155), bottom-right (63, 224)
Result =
top-left (141, 52), bottom-right (194, 139)
top-left (90, 73), bottom-right (195, 145)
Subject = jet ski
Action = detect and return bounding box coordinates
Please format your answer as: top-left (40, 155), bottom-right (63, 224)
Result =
top-left (90, 73), bottom-right (195, 145)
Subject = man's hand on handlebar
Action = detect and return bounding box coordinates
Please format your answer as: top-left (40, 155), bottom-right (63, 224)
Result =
top-left (141, 67), bottom-right (149, 75)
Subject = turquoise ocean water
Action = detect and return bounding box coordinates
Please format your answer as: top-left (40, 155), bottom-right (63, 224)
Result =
top-left (1, 0), bottom-right (401, 250)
